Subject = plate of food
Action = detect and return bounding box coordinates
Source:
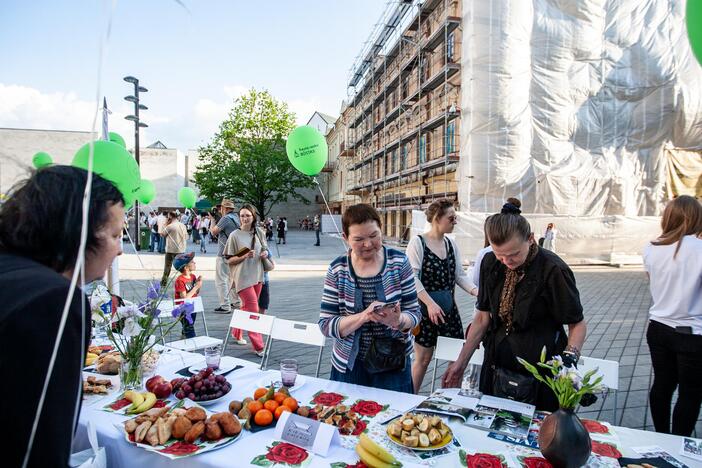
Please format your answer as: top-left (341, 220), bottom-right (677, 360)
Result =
top-left (174, 368), bottom-right (232, 406)
top-left (122, 402), bottom-right (243, 459)
top-left (386, 412), bottom-right (453, 451)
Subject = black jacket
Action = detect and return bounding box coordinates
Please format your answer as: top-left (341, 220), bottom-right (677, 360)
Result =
top-left (0, 254), bottom-right (90, 467)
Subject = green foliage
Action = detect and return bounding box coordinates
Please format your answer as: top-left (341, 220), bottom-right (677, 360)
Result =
top-left (193, 88), bottom-right (314, 217)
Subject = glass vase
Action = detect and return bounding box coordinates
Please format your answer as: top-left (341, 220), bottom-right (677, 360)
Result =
top-left (119, 357), bottom-right (144, 391)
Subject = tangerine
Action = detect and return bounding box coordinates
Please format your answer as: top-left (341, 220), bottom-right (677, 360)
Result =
top-left (253, 387), bottom-right (268, 400)
top-left (282, 397), bottom-right (298, 413)
top-left (264, 400), bottom-right (280, 412)
top-left (274, 405), bottom-right (291, 420)
top-left (273, 392), bottom-right (287, 404)
top-left (247, 400), bottom-right (263, 415)
top-left (254, 409), bottom-right (274, 426)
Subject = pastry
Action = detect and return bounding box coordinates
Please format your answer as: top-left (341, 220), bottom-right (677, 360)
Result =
top-left (185, 407), bottom-right (206, 422)
top-left (145, 423), bottom-right (159, 446)
top-left (184, 421), bottom-right (205, 444)
top-left (215, 412), bottom-right (241, 436)
top-left (205, 419), bottom-right (223, 441)
top-left (172, 416), bottom-right (192, 439)
top-left (134, 421), bottom-right (152, 443)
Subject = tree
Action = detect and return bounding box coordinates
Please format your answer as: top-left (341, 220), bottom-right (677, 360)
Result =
top-left (193, 89), bottom-right (314, 218)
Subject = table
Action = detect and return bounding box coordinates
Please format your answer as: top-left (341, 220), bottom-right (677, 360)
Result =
top-left (74, 348), bottom-right (689, 467)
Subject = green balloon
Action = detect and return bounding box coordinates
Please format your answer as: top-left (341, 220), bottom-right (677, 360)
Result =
top-left (178, 187), bottom-right (197, 209)
top-left (72, 140), bottom-right (141, 208)
top-left (32, 151), bottom-right (53, 169)
top-left (689, 1), bottom-right (702, 66)
top-left (286, 125), bottom-right (328, 176)
top-left (137, 179), bottom-right (156, 204)
top-left (109, 132), bottom-right (126, 148)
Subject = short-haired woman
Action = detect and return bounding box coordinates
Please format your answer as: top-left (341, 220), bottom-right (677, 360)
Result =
top-left (644, 195), bottom-right (702, 436)
top-left (407, 199), bottom-right (477, 393)
top-left (0, 166), bottom-right (124, 466)
top-left (442, 204), bottom-right (586, 411)
top-left (224, 204), bottom-right (272, 356)
top-left (319, 204), bottom-right (421, 392)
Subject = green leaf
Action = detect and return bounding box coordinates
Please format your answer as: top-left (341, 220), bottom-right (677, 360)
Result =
top-left (458, 449), bottom-right (468, 467)
top-left (250, 454), bottom-right (272, 467)
top-left (329, 464), bottom-right (349, 468)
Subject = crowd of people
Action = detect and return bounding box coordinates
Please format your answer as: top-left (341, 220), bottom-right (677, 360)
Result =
top-left (2, 165), bottom-right (700, 466)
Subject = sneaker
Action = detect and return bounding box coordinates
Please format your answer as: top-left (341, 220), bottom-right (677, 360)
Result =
top-left (214, 307), bottom-right (231, 314)
top-left (233, 338), bottom-right (247, 345)
top-left (255, 349), bottom-right (265, 357)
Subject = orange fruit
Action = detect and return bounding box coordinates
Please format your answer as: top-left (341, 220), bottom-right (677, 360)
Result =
top-left (264, 400), bottom-right (280, 412)
top-left (254, 409), bottom-right (274, 426)
top-left (253, 387), bottom-right (268, 400)
top-left (273, 392), bottom-right (287, 404)
top-left (247, 400), bottom-right (263, 415)
top-left (282, 397), bottom-right (298, 413)
top-left (274, 405), bottom-right (291, 420)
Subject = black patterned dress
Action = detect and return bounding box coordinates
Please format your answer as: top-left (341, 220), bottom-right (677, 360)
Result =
top-left (415, 236), bottom-right (464, 347)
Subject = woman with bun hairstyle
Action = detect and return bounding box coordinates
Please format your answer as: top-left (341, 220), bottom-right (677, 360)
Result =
top-left (407, 199), bottom-right (477, 393)
top-left (441, 203), bottom-right (587, 411)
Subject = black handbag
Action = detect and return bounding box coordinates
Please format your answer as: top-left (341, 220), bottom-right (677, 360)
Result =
top-left (364, 337), bottom-right (407, 374)
top-left (492, 367), bottom-right (538, 404)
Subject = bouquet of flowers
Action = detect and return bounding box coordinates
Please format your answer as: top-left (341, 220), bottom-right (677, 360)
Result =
top-left (517, 347), bottom-right (603, 409)
top-left (92, 281), bottom-right (194, 389)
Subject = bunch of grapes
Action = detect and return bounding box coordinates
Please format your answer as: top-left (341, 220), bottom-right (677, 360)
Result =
top-left (174, 367), bottom-right (231, 401)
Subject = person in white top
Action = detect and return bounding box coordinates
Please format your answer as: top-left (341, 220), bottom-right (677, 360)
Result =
top-left (543, 223), bottom-right (557, 252)
top-left (643, 195), bottom-right (702, 437)
top-left (407, 199), bottom-right (478, 393)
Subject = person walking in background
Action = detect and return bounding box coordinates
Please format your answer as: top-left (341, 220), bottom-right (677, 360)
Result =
top-left (277, 217), bottom-right (286, 244)
top-left (543, 223), bottom-right (558, 252)
top-left (173, 252), bottom-right (202, 339)
top-left (224, 204), bottom-right (273, 356)
top-left (407, 199), bottom-right (478, 393)
top-left (160, 211), bottom-right (188, 286)
top-left (210, 199), bottom-right (240, 314)
top-left (200, 214), bottom-right (210, 253)
top-left (191, 213), bottom-right (201, 245)
top-left (643, 195), bottom-right (702, 436)
top-left (319, 204), bottom-right (421, 392)
top-left (314, 214), bottom-right (321, 246)
top-left (157, 211), bottom-right (166, 253)
top-left (148, 210), bottom-right (159, 252)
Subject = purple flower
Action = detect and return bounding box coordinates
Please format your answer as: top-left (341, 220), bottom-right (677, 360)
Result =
top-left (146, 281), bottom-right (161, 301)
top-left (172, 302), bottom-right (194, 324)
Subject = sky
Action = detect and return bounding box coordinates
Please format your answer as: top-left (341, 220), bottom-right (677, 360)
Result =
top-left (0, 0), bottom-right (388, 150)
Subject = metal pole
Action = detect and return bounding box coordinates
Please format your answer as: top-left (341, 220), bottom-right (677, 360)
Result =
top-left (134, 80), bottom-right (141, 251)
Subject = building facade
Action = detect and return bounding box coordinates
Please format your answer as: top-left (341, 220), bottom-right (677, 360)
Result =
top-left (338, 0), bottom-right (461, 241)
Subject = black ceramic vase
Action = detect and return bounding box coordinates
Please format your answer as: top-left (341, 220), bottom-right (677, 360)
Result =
top-left (538, 408), bottom-right (592, 468)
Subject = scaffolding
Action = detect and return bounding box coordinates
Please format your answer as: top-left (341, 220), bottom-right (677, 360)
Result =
top-left (341, 0), bottom-right (462, 241)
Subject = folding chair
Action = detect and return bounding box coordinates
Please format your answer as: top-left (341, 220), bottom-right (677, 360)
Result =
top-left (261, 318), bottom-right (326, 377)
top-left (156, 297), bottom-right (223, 352)
top-left (577, 356), bottom-right (620, 424)
top-left (431, 336), bottom-right (484, 393)
top-left (222, 309), bottom-right (276, 368)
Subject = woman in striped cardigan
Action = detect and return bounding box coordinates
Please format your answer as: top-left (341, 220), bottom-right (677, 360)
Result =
top-left (319, 204), bottom-right (421, 393)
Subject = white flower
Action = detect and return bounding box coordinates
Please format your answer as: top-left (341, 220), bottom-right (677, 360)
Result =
top-left (91, 311), bottom-right (107, 324)
top-left (548, 355), bottom-right (564, 368)
top-left (122, 317), bottom-right (143, 337)
top-left (116, 304), bottom-right (144, 320)
top-left (567, 371), bottom-right (583, 390)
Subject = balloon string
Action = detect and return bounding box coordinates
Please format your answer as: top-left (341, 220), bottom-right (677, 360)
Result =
top-left (313, 177), bottom-right (347, 251)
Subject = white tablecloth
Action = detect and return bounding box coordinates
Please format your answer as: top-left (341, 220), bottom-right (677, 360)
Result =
top-left (74, 348), bottom-right (688, 467)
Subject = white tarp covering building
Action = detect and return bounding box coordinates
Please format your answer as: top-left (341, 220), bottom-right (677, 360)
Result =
top-left (451, 0), bottom-right (702, 263)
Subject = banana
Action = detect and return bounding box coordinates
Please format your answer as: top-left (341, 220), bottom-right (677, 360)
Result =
top-left (123, 390), bottom-right (145, 412)
top-left (129, 392), bottom-right (156, 414)
top-left (359, 433), bottom-right (400, 466)
top-left (355, 443), bottom-right (402, 468)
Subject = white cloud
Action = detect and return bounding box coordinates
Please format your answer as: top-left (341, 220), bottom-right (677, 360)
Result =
top-left (0, 83), bottom-right (171, 148)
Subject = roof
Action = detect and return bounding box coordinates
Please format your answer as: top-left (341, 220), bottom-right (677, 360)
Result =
top-left (147, 140), bottom-right (167, 149)
top-left (318, 112), bottom-right (337, 124)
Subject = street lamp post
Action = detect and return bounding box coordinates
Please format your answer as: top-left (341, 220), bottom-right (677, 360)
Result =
top-left (123, 76), bottom-right (148, 251)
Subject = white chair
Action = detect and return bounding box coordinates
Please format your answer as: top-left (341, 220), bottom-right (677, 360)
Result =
top-left (262, 318), bottom-right (326, 377)
top-left (577, 355), bottom-right (620, 424)
top-left (222, 310), bottom-right (276, 368)
top-left (158, 297), bottom-right (224, 352)
top-left (431, 336), bottom-right (485, 392)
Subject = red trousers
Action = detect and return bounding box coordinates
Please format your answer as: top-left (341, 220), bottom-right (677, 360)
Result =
top-left (231, 283), bottom-right (264, 352)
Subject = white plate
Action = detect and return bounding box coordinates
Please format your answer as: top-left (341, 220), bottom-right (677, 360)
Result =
top-left (255, 371), bottom-right (306, 393)
top-left (188, 356), bottom-right (240, 375)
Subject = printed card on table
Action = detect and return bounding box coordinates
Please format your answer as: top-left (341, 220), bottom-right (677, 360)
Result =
top-left (274, 411), bottom-right (339, 457)
top-left (681, 437), bottom-right (702, 462)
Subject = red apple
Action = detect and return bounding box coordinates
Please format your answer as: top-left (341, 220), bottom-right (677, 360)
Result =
top-left (153, 381), bottom-right (173, 399)
top-left (145, 375), bottom-right (165, 393)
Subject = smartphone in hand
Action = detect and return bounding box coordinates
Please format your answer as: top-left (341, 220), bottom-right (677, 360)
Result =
top-left (373, 301), bottom-right (399, 313)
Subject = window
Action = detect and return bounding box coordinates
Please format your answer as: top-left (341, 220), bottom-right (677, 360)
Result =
top-left (401, 144), bottom-right (408, 170)
top-left (402, 75), bottom-right (409, 100)
top-left (445, 121), bottom-right (455, 154)
top-left (447, 32), bottom-right (455, 63)
top-left (419, 135), bottom-right (426, 164)
top-left (420, 57), bottom-right (428, 82)
top-left (391, 150), bottom-right (398, 174)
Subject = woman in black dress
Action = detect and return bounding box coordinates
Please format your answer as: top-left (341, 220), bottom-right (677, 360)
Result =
top-left (408, 199), bottom-right (477, 393)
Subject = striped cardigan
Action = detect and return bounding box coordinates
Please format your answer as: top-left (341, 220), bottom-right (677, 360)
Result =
top-left (319, 247), bottom-right (421, 373)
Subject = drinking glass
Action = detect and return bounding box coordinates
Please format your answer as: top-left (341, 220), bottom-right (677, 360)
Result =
top-left (280, 359), bottom-right (298, 387)
top-left (204, 345), bottom-right (222, 370)
top-left (460, 364), bottom-right (482, 397)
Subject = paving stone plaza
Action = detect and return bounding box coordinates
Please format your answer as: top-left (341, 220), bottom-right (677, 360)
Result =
top-left (117, 230), bottom-right (701, 435)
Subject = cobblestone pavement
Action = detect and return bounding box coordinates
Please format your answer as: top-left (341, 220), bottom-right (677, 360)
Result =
top-left (118, 230), bottom-right (701, 434)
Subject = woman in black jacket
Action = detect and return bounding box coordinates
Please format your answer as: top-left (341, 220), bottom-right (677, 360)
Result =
top-left (0, 166), bottom-right (125, 467)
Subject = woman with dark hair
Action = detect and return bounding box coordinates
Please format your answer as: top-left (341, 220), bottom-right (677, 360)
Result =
top-left (644, 195), bottom-right (702, 436)
top-left (0, 166), bottom-right (124, 467)
top-left (223, 204), bottom-right (272, 356)
top-left (441, 203), bottom-right (587, 411)
top-left (319, 204), bottom-right (421, 392)
top-left (407, 199), bottom-right (477, 393)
